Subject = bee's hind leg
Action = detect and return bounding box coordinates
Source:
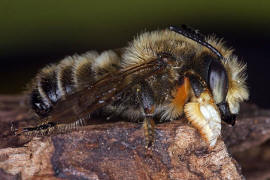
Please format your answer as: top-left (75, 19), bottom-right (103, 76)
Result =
top-left (14, 122), bottom-right (57, 136)
top-left (15, 117), bottom-right (88, 136)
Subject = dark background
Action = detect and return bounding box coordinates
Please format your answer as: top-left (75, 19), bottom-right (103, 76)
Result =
top-left (1, 1), bottom-right (270, 108)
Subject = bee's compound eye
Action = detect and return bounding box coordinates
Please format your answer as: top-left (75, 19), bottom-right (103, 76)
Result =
top-left (208, 60), bottom-right (228, 104)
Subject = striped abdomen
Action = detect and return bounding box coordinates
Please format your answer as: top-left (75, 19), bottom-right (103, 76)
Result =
top-left (30, 50), bottom-right (121, 117)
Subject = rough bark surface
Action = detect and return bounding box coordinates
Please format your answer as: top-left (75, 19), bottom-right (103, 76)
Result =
top-left (0, 95), bottom-right (270, 180)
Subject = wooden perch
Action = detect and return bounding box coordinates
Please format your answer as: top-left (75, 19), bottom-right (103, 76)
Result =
top-left (0, 95), bottom-right (270, 179)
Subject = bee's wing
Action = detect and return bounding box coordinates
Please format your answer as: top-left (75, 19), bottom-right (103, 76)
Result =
top-left (43, 58), bottom-right (167, 125)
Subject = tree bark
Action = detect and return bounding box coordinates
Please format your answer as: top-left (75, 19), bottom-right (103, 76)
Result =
top-left (0, 95), bottom-right (269, 180)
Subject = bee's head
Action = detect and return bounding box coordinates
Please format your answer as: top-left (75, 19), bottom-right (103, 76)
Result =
top-left (199, 53), bottom-right (246, 125)
top-left (170, 25), bottom-right (249, 125)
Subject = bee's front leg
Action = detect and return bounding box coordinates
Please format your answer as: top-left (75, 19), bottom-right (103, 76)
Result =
top-left (184, 90), bottom-right (221, 147)
top-left (183, 72), bottom-right (222, 147)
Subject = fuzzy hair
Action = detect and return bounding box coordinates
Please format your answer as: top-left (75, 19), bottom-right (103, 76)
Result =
top-left (224, 56), bottom-right (249, 113)
top-left (122, 29), bottom-right (200, 68)
top-left (207, 36), bottom-right (249, 113)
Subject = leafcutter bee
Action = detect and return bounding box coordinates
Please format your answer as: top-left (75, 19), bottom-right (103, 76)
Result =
top-left (16, 25), bottom-right (249, 147)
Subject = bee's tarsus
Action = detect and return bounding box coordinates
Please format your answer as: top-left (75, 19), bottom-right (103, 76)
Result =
top-left (143, 117), bottom-right (155, 148)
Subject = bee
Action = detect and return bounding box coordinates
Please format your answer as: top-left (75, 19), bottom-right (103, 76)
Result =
top-left (16, 25), bottom-right (249, 147)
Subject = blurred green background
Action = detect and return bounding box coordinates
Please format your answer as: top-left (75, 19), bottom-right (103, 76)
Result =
top-left (0, 0), bottom-right (270, 107)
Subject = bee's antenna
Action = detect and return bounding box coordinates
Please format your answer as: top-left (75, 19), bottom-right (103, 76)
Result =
top-left (169, 25), bottom-right (224, 60)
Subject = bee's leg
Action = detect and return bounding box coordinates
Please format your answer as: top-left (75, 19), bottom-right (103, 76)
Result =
top-left (143, 110), bottom-right (155, 148)
top-left (15, 116), bottom-right (88, 136)
top-left (15, 121), bottom-right (57, 136)
top-left (184, 90), bottom-right (221, 147)
top-left (137, 81), bottom-right (156, 148)
top-left (183, 72), bottom-right (221, 147)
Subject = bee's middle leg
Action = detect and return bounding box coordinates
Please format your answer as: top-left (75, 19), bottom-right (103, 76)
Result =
top-left (136, 81), bottom-right (156, 148)
top-left (143, 115), bottom-right (155, 148)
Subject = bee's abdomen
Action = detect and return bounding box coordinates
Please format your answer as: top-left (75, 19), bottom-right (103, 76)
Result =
top-left (30, 51), bottom-right (121, 117)
top-left (31, 64), bottom-right (64, 117)
top-left (31, 88), bottom-right (52, 117)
